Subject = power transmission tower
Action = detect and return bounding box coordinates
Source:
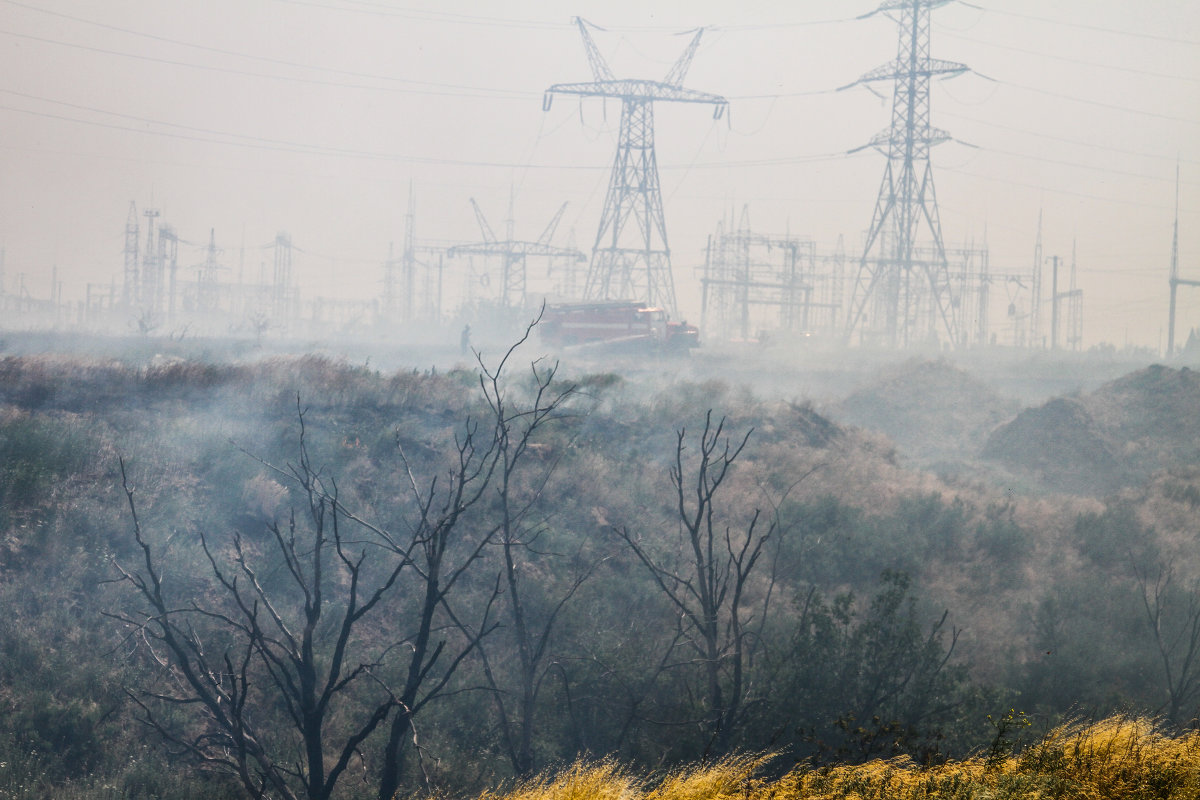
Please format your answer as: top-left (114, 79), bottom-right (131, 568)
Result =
top-left (447, 196), bottom-right (585, 308)
top-left (1167, 164), bottom-right (1199, 356)
top-left (843, 0), bottom-right (967, 347)
top-left (544, 18), bottom-right (727, 317)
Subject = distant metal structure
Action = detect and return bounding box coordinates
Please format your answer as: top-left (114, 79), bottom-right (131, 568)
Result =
top-left (141, 208), bottom-right (161, 313)
top-left (123, 201), bottom-right (139, 308)
top-left (447, 195), bottom-right (585, 308)
top-left (844, 0), bottom-right (968, 347)
top-left (1168, 165), bottom-right (1199, 356)
top-left (160, 225), bottom-right (180, 319)
top-left (1047, 247), bottom-right (1083, 352)
top-left (272, 231), bottom-right (297, 321)
top-left (384, 185), bottom-right (445, 323)
top-left (549, 227), bottom-right (586, 300)
top-left (544, 18), bottom-right (727, 317)
top-left (1065, 242), bottom-right (1083, 350)
top-left (1030, 210), bottom-right (1044, 347)
top-left (700, 207), bottom-right (845, 342)
top-left (194, 228), bottom-right (224, 313)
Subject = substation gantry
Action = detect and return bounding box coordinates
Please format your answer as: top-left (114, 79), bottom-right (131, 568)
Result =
top-left (447, 197), bottom-right (586, 308)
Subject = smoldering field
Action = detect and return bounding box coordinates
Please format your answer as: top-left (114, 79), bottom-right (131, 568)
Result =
top-left (1, 327), bottom-right (1199, 799)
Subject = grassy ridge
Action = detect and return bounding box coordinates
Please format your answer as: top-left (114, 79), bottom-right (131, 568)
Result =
top-left (477, 718), bottom-right (1200, 800)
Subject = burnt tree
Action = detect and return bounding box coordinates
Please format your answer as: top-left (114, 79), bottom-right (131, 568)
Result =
top-left (616, 411), bottom-right (776, 756)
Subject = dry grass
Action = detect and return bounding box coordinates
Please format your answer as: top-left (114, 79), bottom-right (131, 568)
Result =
top-left (462, 718), bottom-right (1200, 800)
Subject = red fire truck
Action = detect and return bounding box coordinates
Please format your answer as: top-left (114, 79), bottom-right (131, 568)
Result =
top-left (539, 301), bottom-right (699, 351)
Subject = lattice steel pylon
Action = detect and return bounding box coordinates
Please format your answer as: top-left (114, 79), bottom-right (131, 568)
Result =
top-left (447, 196), bottom-right (585, 308)
top-left (544, 18), bottom-right (727, 317)
top-left (122, 201), bottom-right (139, 308)
top-left (844, 0), bottom-right (968, 347)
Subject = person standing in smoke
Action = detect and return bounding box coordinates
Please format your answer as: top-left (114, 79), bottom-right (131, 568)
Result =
top-left (460, 323), bottom-right (471, 355)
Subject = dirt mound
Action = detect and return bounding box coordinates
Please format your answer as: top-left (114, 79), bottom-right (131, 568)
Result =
top-left (1088, 364), bottom-right (1200, 440)
top-left (834, 359), bottom-right (1018, 462)
top-left (982, 397), bottom-right (1124, 494)
top-left (983, 365), bottom-right (1200, 495)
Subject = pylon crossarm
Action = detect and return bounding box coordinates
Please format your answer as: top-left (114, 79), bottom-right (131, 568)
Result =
top-left (852, 59), bottom-right (967, 86)
top-left (863, 126), bottom-right (953, 154)
top-left (574, 17), bottom-right (615, 82)
top-left (448, 242), bottom-right (585, 260)
top-left (468, 198), bottom-right (497, 244)
top-left (663, 28), bottom-right (704, 87)
top-left (545, 80), bottom-right (728, 109)
top-left (867, 0), bottom-right (954, 17)
top-left (537, 202), bottom-right (569, 246)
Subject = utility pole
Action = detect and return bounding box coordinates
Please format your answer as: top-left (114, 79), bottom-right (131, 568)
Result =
top-left (123, 201), bottom-right (139, 308)
top-left (843, 0), bottom-right (968, 348)
top-left (142, 208), bottom-right (160, 312)
top-left (1067, 239), bottom-right (1082, 350)
top-left (1031, 209), bottom-right (1043, 347)
top-left (1050, 255), bottom-right (1059, 351)
top-left (1169, 164), bottom-right (1181, 356)
top-left (197, 228), bottom-right (222, 313)
top-left (1165, 164), bottom-right (1200, 356)
top-left (544, 18), bottom-right (727, 317)
top-left (402, 182), bottom-right (416, 320)
top-left (273, 231), bottom-right (293, 321)
top-left (159, 225), bottom-right (179, 321)
top-left (383, 185), bottom-right (449, 324)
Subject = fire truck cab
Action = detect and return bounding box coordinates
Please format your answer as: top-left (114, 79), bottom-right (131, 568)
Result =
top-left (540, 301), bottom-right (699, 351)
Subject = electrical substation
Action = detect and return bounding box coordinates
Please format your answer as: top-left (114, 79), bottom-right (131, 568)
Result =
top-left (2, 0), bottom-right (1191, 356)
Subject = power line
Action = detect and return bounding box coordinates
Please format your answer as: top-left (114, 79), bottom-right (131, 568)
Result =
top-left (941, 165), bottom-right (1191, 214)
top-left (0, 101), bottom-right (573, 167)
top-left (272, 0), bottom-right (862, 33)
top-left (0, 27), bottom-right (537, 101)
top-left (939, 28), bottom-right (1200, 84)
top-left (979, 144), bottom-right (1200, 187)
top-left (2, 88), bottom-right (851, 172)
top-left (982, 74), bottom-right (1200, 126)
top-left (939, 109), bottom-right (1200, 167)
top-left (958, 1), bottom-right (1200, 48)
top-left (2, 0), bottom-right (539, 96)
top-left (271, 0), bottom-right (570, 30)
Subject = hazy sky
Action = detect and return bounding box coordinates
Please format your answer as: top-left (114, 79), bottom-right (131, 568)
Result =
top-left (2, 0), bottom-right (1198, 348)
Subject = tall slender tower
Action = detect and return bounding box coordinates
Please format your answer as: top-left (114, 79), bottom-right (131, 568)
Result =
top-left (544, 19), bottom-right (727, 317)
top-left (123, 201), bottom-right (140, 308)
top-left (1031, 209), bottom-right (1044, 347)
top-left (273, 232), bottom-right (294, 320)
top-left (141, 208), bottom-right (161, 311)
top-left (844, 0), bottom-right (967, 347)
top-left (1164, 165), bottom-right (1200, 355)
top-left (197, 228), bottom-right (222, 313)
